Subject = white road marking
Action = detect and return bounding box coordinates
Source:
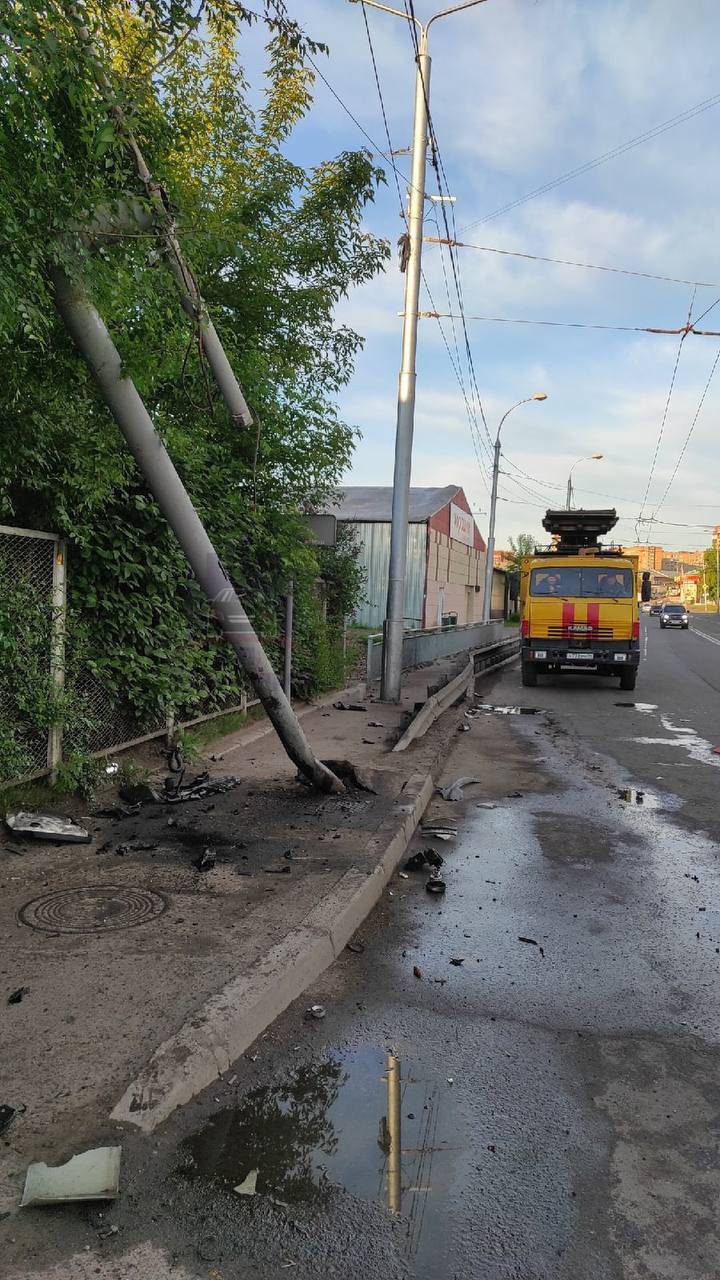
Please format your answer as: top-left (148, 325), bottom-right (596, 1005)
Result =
top-left (690, 624), bottom-right (720, 648)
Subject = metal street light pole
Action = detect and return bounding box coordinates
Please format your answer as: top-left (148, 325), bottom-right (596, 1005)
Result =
top-left (565, 453), bottom-right (603, 510)
top-left (481, 393), bottom-right (547, 624)
top-left (352, 0), bottom-right (491, 702)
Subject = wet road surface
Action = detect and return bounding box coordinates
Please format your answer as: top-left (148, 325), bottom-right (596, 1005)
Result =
top-left (9, 615), bottom-right (720, 1279)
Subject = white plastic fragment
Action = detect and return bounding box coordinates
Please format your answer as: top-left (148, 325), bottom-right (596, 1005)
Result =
top-left (21, 1146), bottom-right (121, 1206)
top-left (234, 1169), bottom-right (259, 1196)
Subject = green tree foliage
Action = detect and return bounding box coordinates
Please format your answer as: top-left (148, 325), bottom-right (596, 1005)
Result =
top-left (703, 542), bottom-right (719, 604)
top-left (507, 533), bottom-right (536, 574)
top-left (0, 0), bottom-right (389, 753)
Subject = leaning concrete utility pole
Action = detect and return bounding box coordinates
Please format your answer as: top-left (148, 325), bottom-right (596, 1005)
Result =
top-left (353, 0), bottom-right (490, 701)
top-left (50, 265), bottom-right (342, 794)
top-left (64, 1), bottom-right (252, 430)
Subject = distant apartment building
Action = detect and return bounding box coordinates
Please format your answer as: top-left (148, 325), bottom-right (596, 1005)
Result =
top-left (622, 544), bottom-right (664, 572)
top-left (661, 549), bottom-right (704, 573)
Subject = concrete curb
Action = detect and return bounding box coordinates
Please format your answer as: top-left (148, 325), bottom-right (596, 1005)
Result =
top-left (110, 769), bottom-right (436, 1132)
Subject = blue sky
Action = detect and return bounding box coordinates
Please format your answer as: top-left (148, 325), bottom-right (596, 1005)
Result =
top-left (244, 0), bottom-right (720, 551)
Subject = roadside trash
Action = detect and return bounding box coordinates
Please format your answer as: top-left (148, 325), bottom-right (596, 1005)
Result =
top-left (459, 723), bottom-right (471, 733)
top-left (5, 812), bottom-right (91, 845)
top-left (426, 875), bottom-right (446, 895)
top-left (368, 721), bottom-right (384, 728)
top-left (398, 871), bottom-right (409, 879)
top-left (405, 848), bottom-right (444, 872)
top-left (346, 941), bottom-right (365, 954)
top-left (333, 702), bottom-right (367, 712)
top-left (194, 847), bottom-right (217, 872)
top-left (508, 791), bottom-right (523, 799)
top-left (234, 1169), bottom-right (259, 1196)
top-left (7, 986), bottom-right (28, 1005)
top-left (98, 1223), bottom-right (119, 1239)
top-left (305, 1004), bottom-right (326, 1021)
top-left (115, 845), bottom-right (128, 857)
top-left (163, 771), bottom-right (239, 804)
top-left (447, 1077), bottom-right (454, 1085)
top-left (0, 1105), bottom-right (17, 1136)
top-left (518, 936), bottom-right (545, 958)
top-left (21, 1146), bottom-right (121, 1207)
top-left (263, 865), bottom-right (291, 875)
top-left (104, 761), bottom-right (119, 776)
top-left (420, 820), bottom-right (456, 841)
top-left (476, 802), bottom-right (497, 810)
top-left (437, 777), bottom-right (480, 802)
top-left (362, 738), bottom-right (376, 745)
top-left (449, 958), bottom-right (464, 966)
top-left (413, 965), bottom-right (423, 979)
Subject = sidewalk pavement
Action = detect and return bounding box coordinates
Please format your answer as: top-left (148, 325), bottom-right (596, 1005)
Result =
top-left (1, 661), bottom-right (472, 1214)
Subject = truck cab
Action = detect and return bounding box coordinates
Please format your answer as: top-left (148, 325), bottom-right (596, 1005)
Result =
top-left (519, 509), bottom-right (640, 691)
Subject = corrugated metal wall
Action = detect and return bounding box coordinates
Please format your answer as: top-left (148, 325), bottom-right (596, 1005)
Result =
top-left (346, 521), bottom-right (426, 628)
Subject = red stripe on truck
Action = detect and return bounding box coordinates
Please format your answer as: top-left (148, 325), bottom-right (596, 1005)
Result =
top-left (587, 603), bottom-right (600, 629)
top-left (562, 602), bottom-right (575, 629)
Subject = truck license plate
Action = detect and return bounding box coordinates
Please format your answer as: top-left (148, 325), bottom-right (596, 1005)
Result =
top-left (565, 651), bottom-right (594, 660)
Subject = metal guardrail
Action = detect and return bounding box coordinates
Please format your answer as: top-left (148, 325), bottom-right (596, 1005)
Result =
top-left (366, 619), bottom-right (512, 687)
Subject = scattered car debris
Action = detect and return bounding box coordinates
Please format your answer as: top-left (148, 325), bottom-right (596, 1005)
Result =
top-left (194, 847), bottom-right (217, 872)
top-left (449, 958), bottom-right (465, 966)
top-left (0, 1105), bottom-right (18, 1136)
top-left (405, 848), bottom-right (444, 871)
top-left (367, 721), bottom-right (384, 728)
top-left (459, 723), bottom-right (471, 733)
top-left (333, 702), bottom-right (367, 712)
top-left (118, 783), bottom-right (157, 805)
top-left (5, 812), bottom-right (91, 845)
top-left (21, 1146), bottom-right (121, 1207)
top-left (426, 875), bottom-right (446, 895)
top-left (437, 777), bottom-right (480, 802)
top-left (305, 1004), bottom-right (326, 1021)
top-left (104, 761), bottom-right (119, 776)
top-left (7, 986), bottom-right (29, 1005)
top-left (163, 771), bottom-right (239, 804)
top-left (413, 965), bottom-right (423, 979)
top-left (98, 1223), bottom-right (119, 1239)
top-left (507, 791), bottom-right (524, 799)
top-left (398, 871), bottom-right (409, 879)
top-left (263, 865), bottom-right (291, 875)
top-left (518, 936), bottom-right (545, 958)
top-left (346, 941), bottom-right (365, 955)
top-left (234, 1169), bottom-right (259, 1197)
top-left (420, 822), bottom-right (457, 841)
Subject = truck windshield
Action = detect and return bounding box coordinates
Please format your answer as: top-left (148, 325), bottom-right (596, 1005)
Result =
top-left (530, 568), bottom-right (634, 598)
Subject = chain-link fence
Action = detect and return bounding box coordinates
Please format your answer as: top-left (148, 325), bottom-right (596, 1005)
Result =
top-left (0, 525), bottom-right (259, 788)
top-left (0, 525), bottom-right (64, 783)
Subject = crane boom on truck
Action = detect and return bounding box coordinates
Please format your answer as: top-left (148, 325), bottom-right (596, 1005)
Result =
top-left (519, 509), bottom-right (641, 690)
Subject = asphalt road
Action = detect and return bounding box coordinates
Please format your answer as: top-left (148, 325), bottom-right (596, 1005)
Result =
top-left (10, 615), bottom-right (720, 1280)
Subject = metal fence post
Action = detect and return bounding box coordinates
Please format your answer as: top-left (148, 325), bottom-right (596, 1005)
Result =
top-left (47, 538), bottom-right (67, 779)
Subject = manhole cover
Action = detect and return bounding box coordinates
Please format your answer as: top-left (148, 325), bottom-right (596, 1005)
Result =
top-left (18, 886), bottom-right (168, 934)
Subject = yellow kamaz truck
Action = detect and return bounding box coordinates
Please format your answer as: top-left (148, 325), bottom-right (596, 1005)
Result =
top-left (519, 509), bottom-right (640, 691)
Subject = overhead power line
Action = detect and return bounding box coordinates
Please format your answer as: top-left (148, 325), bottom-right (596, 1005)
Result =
top-left (424, 236), bottom-right (720, 290)
top-left (649, 343), bottom-right (720, 523)
top-left (637, 288), bottom-right (697, 539)
top-left (416, 309), bottom-right (720, 336)
top-left (460, 92), bottom-right (720, 233)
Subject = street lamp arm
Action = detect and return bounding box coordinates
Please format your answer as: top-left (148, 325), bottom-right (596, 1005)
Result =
top-left (427, 0), bottom-right (491, 30)
top-left (349, 0), bottom-right (421, 28)
top-left (495, 396), bottom-right (535, 442)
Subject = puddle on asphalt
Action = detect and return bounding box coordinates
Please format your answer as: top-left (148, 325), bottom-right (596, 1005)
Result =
top-left (472, 704), bottom-right (541, 716)
top-left (615, 703), bottom-right (658, 713)
top-left (179, 1046), bottom-right (459, 1263)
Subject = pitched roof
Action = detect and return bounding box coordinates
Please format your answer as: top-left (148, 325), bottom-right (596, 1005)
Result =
top-left (325, 485), bottom-right (461, 522)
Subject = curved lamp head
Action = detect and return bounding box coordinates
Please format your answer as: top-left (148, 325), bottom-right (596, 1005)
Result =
top-left (591, 452), bottom-right (603, 459)
top-left (532, 392), bottom-right (548, 401)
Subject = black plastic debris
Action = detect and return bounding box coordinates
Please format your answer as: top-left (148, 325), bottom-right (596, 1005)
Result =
top-left (518, 936), bottom-right (545, 958)
top-left (426, 875), bottom-right (446, 896)
top-left (7, 986), bottom-right (29, 1005)
top-left (0, 1105), bottom-right (17, 1137)
top-left (333, 702), bottom-right (367, 712)
top-left (405, 848), bottom-right (444, 872)
top-left (346, 941), bottom-right (365, 954)
top-left (5, 812), bottom-right (91, 845)
top-left (449, 957), bottom-right (464, 966)
top-left (420, 820), bottom-right (457, 841)
top-left (305, 1004), bottom-right (326, 1020)
top-left (194, 847), bottom-right (217, 872)
top-left (263, 865), bottom-right (291, 875)
top-left (118, 784), bottom-right (157, 805)
top-left (437, 777), bottom-right (480, 802)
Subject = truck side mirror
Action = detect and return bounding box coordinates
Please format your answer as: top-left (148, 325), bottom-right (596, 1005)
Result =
top-left (641, 572), bottom-right (652, 602)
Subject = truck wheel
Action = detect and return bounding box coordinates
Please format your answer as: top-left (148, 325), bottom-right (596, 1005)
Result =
top-left (521, 659), bottom-right (537, 687)
top-left (619, 668), bottom-right (637, 691)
